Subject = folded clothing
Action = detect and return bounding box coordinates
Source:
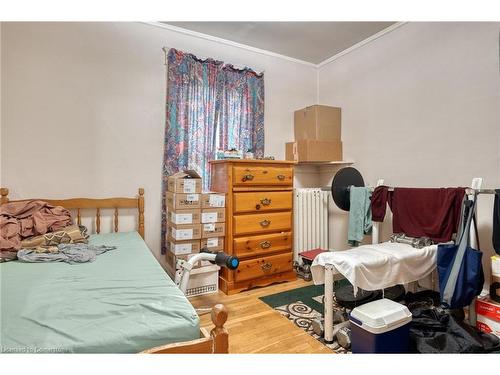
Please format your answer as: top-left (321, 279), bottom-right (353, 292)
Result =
top-left (17, 243), bottom-right (116, 264)
top-left (371, 186), bottom-right (466, 243)
top-left (0, 200), bottom-right (72, 251)
top-left (0, 250), bottom-right (18, 263)
top-left (21, 224), bottom-right (88, 248)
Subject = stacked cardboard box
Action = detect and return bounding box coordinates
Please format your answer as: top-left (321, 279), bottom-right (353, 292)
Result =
top-left (166, 170), bottom-right (202, 272)
top-left (200, 191), bottom-right (226, 255)
top-left (285, 105), bottom-right (343, 162)
top-left (165, 171), bottom-right (226, 276)
top-left (476, 295), bottom-right (500, 338)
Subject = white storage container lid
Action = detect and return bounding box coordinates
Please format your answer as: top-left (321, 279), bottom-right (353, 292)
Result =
top-left (350, 298), bottom-right (412, 334)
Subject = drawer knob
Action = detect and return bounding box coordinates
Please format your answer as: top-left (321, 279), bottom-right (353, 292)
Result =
top-left (277, 174), bottom-right (286, 181)
top-left (260, 219), bottom-right (271, 227)
top-left (260, 198), bottom-right (272, 206)
top-left (260, 241), bottom-right (271, 249)
top-left (261, 262), bottom-right (272, 272)
top-left (242, 174), bottom-right (254, 182)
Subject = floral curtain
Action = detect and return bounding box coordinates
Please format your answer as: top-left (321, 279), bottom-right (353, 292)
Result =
top-left (216, 65), bottom-right (265, 157)
top-left (161, 48), bottom-right (265, 254)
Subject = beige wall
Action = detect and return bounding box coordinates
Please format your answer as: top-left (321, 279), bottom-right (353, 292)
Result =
top-left (0, 22), bottom-right (317, 264)
top-left (318, 22), bottom-right (500, 287)
top-left (2, 22), bottom-right (499, 287)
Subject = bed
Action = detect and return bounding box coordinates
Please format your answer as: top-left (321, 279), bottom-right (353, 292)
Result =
top-left (0, 188), bottom-right (228, 354)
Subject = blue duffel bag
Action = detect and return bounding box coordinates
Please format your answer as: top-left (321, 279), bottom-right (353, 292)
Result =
top-left (437, 194), bottom-right (484, 309)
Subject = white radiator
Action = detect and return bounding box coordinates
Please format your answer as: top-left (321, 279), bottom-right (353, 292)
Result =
top-left (293, 188), bottom-right (329, 261)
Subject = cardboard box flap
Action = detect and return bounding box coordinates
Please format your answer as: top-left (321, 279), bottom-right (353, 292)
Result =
top-left (169, 170), bottom-right (201, 180)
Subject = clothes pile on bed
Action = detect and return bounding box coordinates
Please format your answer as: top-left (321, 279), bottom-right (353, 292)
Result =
top-left (17, 243), bottom-right (116, 264)
top-left (0, 199), bottom-right (103, 263)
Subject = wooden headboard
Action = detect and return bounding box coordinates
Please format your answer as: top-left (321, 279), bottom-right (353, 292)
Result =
top-left (0, 187), bottom-right (145, 239)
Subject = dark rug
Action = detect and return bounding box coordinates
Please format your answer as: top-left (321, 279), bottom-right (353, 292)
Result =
top-left (259, 281), bottom-right (351, 353)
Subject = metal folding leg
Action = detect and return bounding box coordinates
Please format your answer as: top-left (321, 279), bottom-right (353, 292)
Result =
top-left (324, 264), bottom-right (335, 343)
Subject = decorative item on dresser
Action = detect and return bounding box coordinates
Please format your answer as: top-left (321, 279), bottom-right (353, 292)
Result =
top-left (209, 159), bottom-right (297, 294)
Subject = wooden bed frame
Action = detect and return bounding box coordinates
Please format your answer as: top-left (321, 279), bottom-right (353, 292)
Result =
top-left (0, 187), bottom-right (229, 354)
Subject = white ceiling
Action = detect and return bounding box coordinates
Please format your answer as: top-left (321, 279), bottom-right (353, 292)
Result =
top-left (163, 22), bottom-right (396, 64)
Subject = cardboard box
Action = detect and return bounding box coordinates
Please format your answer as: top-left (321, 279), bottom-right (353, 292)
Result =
top-left (167, 238), bottom-right (201, 255)
top-left (294, 105), bottom-right (341, 141)
top-left (201, 208), bottom-right (225, 223)
top-left (285, 140), bottom-right (343, 162)
top-left (169, 209), bottom-right (201, 225)
top-left (168, 222), bottom-right (201, 240)
top-left (166, 191), bottom-right (201, 210)
top-left (476, 295), bottom-right (500, 338)
top-left (201, 192), bottom-right (226, 208)
top-left (476, 295), bottom-right (500, 321)
top-left (477, 315), bottom-right (500, 338)
top-left (201, 237), bottom-right (225, 252)
top-left (166, 250), bottom-right (211, 270)
top-left (201, 222), bottom-right (225, 238)
top-left (167, 170), bottom-right (202, 194)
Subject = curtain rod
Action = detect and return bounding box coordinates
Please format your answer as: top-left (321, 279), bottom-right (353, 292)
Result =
top-left (162, 46), bottom-right (265, 74)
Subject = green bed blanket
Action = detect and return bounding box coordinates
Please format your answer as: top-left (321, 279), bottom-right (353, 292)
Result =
top-left (0, 231), bottom-right (200, 353)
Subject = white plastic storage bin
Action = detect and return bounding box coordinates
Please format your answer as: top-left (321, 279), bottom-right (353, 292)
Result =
top-left (165, 264), bottom-right (220, 297)
top-left (349, 298), bottom-right (412, 353)
top-left (184, 265), bottom-right (220, 297)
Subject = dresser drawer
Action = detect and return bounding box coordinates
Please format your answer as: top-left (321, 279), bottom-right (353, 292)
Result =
top-left (233, 232), bottom-right (292, 258)
top-left (233, 191), bottom-right (292, 213)
top-left (233, 166), bottom-right (293, 186)
top-left (233, 211), bottom-right (292, 235)
top-left (235, 252), bottom-right (293, 282)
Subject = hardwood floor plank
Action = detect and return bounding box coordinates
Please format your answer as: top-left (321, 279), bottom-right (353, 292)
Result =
top-left (189, 279), bottom-right (332, 354)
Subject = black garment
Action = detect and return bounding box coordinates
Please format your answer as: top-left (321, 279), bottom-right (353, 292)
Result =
top-left (405, 291), bottom-right (500, 353)
top-left (410, 307), bottom-right (500, 353)
top-left (493, 189), bottom-right (500, 254)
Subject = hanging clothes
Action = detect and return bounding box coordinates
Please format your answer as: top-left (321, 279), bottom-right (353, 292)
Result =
top-left (347, 186), bottom-right (372, 247)
top-left (493, 189), bottom-right (500, 254)
top-left (371, 186), bottom-right (466, 243)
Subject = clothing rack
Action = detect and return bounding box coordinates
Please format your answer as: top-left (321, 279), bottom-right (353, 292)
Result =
top-left (465, 188), bottom-right (498, 195)
top-left (343, 186), bottom-right (498, 194)
top-left (323, 177), bottom-right (488, 343)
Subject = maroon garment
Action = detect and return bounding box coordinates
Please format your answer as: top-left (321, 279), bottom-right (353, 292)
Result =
top-left (371, 186), bottom-right (466, 243)
top-left (372, 185), bottom-right (391, 222)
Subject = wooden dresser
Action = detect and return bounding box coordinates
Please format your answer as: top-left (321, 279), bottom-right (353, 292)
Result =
top-left (209, 159), bottom-right (296, 294)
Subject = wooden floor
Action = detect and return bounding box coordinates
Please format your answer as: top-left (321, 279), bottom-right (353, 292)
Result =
top-left (189, 279), bottom-right (333, 354)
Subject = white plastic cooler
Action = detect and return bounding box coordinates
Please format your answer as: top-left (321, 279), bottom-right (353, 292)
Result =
top-left (349, 298), bottom-right (412, 353)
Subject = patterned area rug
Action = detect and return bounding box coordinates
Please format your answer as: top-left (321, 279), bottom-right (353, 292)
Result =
top-left (259, 282), bottom-right (351, 353)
